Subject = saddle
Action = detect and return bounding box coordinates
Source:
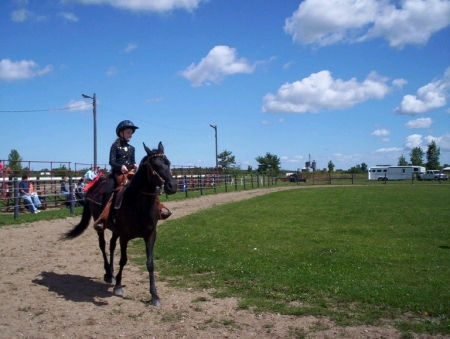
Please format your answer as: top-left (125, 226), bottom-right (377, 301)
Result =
top-left (94, 171), bottom-right (171, 227)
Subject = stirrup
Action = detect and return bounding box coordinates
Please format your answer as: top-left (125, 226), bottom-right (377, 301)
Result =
top-left (94, 222), bottom-right (104, 232)
top-left (159, 208), bottom-right (172, 220)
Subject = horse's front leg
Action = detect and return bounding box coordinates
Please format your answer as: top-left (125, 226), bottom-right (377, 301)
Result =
top-left (105, 232), bottom-right (119, 284)
top-left (113, 236), bottom-right (129, 296)
top-left (97, 231), bottom-right (115, 284)
top-left (145, 230), bottom-right (161, 306)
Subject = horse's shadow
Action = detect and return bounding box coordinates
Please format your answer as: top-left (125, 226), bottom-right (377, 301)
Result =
top-left (32, 271), bottom-right (115, 306)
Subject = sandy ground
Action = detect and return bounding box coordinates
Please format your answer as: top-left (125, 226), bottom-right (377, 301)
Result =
top-left (0, 186), bottom-right (447, 339)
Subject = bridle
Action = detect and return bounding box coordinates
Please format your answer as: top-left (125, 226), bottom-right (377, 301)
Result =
top-left (131, 153), bottom-right (167, 196)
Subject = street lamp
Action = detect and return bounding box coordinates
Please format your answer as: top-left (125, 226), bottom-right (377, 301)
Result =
top-left (82, 93), bottom-right (97, 170)
top-left (210, 124), bottom-right (218, 171)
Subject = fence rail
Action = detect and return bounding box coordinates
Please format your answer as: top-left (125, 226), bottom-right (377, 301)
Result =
top-left (2, 172), bottom-right (448, 219)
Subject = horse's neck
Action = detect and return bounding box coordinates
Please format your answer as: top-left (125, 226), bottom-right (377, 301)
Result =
top-left (130, 170), bottom-right (158, 193)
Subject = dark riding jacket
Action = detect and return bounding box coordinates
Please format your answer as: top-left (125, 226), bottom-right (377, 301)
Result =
top-left (109, 139), bottom-right (136, 175)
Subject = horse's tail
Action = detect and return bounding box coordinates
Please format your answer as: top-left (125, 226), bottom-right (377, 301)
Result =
top-left (60, 201), bottom-right (92, 240)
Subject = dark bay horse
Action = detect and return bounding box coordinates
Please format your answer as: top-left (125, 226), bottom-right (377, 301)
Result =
top-left (61, 142), bottom-right (177, 306)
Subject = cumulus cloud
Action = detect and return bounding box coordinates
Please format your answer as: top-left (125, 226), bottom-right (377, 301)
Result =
top-left (58, 12), bottom-right (79, 22)
top-left (262, 70), bottom-right (393, 113)
top-left (405, 117), bottom-right (433, 128)
top-left (284, 0), bottom-right (450, 48)
top-left (72, 0), bottom-right (205, 12)
top-left (0, 59), bottom-right (53, 81)
top-left (181, 46), bottom-right (256, 87)
top-left (371, 129), bottom-right (390, 136)
top-left (124, 43), bottom-right (137, 53)
top-left (404, 134), bottom-right (423, 148)
top-left (404, 133), bottom-right (450, 150)
top-left (395, 67), bottom-right (450, 114)
top-left (425, 133), bottom-right (450, 150)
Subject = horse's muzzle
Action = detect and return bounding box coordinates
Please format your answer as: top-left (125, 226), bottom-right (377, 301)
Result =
top-left (163, 180), bottom-right (177, 195)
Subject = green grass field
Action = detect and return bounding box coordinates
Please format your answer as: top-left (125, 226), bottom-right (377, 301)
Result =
top-left (131, 185), bottom-right (450, 336)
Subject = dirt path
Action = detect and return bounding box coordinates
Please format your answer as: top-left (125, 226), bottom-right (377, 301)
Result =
top-left (0, 186), bottom-right (444, 339)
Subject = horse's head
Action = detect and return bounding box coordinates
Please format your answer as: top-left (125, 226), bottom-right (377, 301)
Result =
top-left (140, 142), bottom-right (177, 195)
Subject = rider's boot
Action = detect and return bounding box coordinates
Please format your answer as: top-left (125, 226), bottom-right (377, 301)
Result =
top-left (94, 192), bottom-right (112, 232)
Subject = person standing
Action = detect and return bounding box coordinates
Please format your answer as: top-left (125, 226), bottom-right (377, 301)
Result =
top-left (84, 167), bottom-right (96, 182)
top-left (19, 175), bottom-right (41, 213)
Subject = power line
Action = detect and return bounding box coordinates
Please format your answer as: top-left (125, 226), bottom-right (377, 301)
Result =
top-left (100, 104), bottom-right (204, 132)
top-left (0, 104), bottom-right (90, 113)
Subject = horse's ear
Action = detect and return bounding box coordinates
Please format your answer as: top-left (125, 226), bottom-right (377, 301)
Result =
top-left (158, 141), bottom-right (164, 153)
top-left (143, 142), bottom-right (152, 155)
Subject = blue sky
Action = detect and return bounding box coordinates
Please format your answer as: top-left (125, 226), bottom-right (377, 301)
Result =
top-left (1, 0), bottom-right (450, 172)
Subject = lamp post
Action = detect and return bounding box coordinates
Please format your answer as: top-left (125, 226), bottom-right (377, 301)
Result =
top-left (210, 124), bottom-right (218, 172)
top-left (82, 93), bottom-right (97, 170)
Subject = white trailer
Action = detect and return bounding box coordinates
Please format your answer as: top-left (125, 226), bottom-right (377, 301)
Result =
top-left (368, 166), bottom-right (425, 181)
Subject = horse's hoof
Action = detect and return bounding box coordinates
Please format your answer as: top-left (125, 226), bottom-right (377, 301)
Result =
top-left (151, 298), bottom-right (162, 307)
top-left (104, 274), bottom-right (115, 284)
top-left (113, 286), bottom-right (123, 296)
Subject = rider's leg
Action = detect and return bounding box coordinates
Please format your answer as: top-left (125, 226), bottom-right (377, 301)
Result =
top-left (94, 175), bottom-right (116, 231)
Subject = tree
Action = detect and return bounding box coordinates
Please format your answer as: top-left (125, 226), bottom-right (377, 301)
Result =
top-left (409, 147), bottom-right (424, 166)
top-left (397, 154), bottom-right (408, 166)
top-left (255, 152), bottom-right (281, 176)
top-left (425, 140), bottom-right (440, 169)
top-left (217, 149), bottom-right (236, 172)
top-left (327, 160), bottom-right (335, 172)
top-left (361, 163), bottom-right (368, 172)
top-left (7, 149), bottom-right (22, 176)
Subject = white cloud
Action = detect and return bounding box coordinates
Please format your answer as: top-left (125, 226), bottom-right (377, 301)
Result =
top-left (124, 43), bottom-right (137, 53)
top-left (392, 78), bottom-right (407, 88)
top-left (405, 117), bottom-right (433, 128)
top-left (425, 133), bottom-right (450, 150)
top-left (145, 97), bottom-right (165, 102)
top-left (0, 59), bottom-right (53, 81)
top-left (404, 133), bottom-right (450, 151)
top-left (66, 100), bottom-right (93, 112)
top-left (262, 70), bottom-right (392, 113)
top-left (11, 9), bottom-right (30, 22)
top-left (375, 147), bottom-right (403, 153)
top-left (404, 134), bottom-right (423, 148)
top-left (72, 0), bottom-right (205, 12)
top-left (11, 9), bottom-right (47, 22)
top-left (371, 129), bottom-right (390, 136)
top-left (105, 66), bottom-right (118, 76)
top-left (58, 12), bottom-right (79, 22)
top-left (395, 67), bottom-right (450, 114)
top-left (382, 138), bottom-right (390, 142)
top-left (284, 0), bottom-right (450, 48)
top-left (181, 46), bottom-right (256, 87)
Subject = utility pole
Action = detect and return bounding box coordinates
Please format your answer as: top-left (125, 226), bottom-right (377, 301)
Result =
top-left (210, 124), bottom-right (218, 172)
top-left (82, 93), bottom-right (97, 169)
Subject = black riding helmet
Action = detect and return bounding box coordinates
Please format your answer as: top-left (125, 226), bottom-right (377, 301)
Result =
top-left (116, 120), bottom-right (139, 138)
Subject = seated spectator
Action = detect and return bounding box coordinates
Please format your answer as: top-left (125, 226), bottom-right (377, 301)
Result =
top-left (74, 178), bottom-right (85, 206)
top-left (19, 175), bottom-right (42, 213)
top-left (61, 177), bottom-right (73, 207)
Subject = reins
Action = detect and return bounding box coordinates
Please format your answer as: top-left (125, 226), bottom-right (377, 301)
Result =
top-left (131, 153), bottom-right (166, 196)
